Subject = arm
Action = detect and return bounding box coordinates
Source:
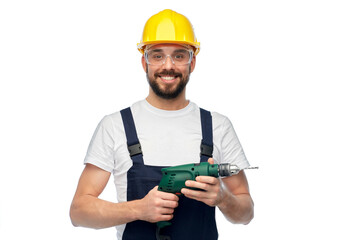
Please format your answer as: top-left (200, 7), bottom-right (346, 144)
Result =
top-left (218, 170), bottom-right (254, 224)
top-left (181, 159), bottom-right (254, 225)
top-left (70, 163), bottom-right (139, 229)
top-left (70, 163), bottom-right (179, 229)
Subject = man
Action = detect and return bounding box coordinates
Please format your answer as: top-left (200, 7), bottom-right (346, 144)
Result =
top-left (70, 9), bottom-right (254, 240)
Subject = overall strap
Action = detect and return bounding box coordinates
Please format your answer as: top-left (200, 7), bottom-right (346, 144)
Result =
top-left (120, 107), bottom-right (143, 158)
top-left (200, 108), bottom-right (213, 161)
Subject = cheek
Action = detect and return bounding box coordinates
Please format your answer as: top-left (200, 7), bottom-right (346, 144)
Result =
top-left (147, 67), bottom-right (156, 77)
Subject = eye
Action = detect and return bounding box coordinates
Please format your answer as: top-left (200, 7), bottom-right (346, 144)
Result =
top-left (173, 54), bottom-right (185, 59)
top-left (152, 54), bottom-right (163, 60)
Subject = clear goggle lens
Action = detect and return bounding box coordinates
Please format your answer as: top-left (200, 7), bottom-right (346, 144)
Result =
top-left (145, 49), bottom-right (193, 66)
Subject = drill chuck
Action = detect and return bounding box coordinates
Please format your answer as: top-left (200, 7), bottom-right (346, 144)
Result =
top-left (218, 163), bottom-right (240, 177)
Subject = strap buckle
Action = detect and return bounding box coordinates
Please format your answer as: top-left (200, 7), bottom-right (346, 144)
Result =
top-left (127, 143), bottom-right (142, 157)
top-left (200, 143), bottom-right (213, 157)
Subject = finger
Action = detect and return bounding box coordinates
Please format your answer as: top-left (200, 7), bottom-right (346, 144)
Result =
top-left (159, 206), bottom-right (175, 214)
top-left (181, 188), bottom-right (219, 207)
top-left (159, 214), bottom-right (174, 221)
top-left (155, 187), bottom-right (179, 201)
top-left (181, 188), bottom-right (208, 199)
top-left (195, 176), bottom-right (219, 185)
top-left (159, 192), bottom-right (179, 201)
top-left (161, 199), bottom-right (179, 209)
top-left (185, 180), bottom-right (209, 191)
top-left (208, 158), bottom-right (215, 165)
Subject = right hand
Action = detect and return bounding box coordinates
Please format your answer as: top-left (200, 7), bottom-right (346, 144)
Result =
top-left (137, 186), bottom-right (179, 223)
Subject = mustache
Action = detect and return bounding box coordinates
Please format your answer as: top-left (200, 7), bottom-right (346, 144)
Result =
top-left (154, 70), bottom-right (182, 78)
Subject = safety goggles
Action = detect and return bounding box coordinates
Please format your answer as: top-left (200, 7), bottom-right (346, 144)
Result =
top-left (144, 47), bottom-right (193, 66)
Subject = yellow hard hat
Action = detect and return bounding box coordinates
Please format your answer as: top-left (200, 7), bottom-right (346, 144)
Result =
top-left (137, 9), bottom-right (200, 55)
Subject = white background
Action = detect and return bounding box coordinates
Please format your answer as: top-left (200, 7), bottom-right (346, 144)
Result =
top-left (1, 0), bottom-right (359, 239)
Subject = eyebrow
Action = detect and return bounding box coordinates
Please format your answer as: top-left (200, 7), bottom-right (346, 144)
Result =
top-left (150, 49), bottom-right (164, 53)
top-left (173, 49), bottom-right (188, 53)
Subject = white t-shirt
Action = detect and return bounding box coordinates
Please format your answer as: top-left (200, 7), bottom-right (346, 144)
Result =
top-left (84, 99), bottom-right (249, 238)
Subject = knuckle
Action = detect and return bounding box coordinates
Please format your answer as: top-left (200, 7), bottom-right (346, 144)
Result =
top-left (154, 199), bottom-right (161, 207)
top-left (167, 202), bottom-right (173, 208)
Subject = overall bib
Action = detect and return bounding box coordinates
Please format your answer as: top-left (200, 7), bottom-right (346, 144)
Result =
top-left (120, 107), bottom-right (218, 240)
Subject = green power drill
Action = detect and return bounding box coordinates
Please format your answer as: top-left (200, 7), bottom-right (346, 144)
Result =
top-left (156, 162), bottom-right (241, 229)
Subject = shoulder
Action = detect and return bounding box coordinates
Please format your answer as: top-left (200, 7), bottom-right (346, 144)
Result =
top-left (191, 102), bottom-right (233, 129)
top-left (210, 111), bottom-right (229, 124)
top-left (100, 111), bottom-right (122, 128)
top-left (207, 110), bottom-right (233, 132)
top-left (104, 100), bottom-right (145, 126)
top-left (93, 110), bottom-right (124, 137)
top-left (194, 104), bottom-right (234, 135)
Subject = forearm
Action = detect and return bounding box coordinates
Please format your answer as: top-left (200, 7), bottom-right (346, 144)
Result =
top-left (70, 195), bottom-right (141, 229)
top-left (217, 190), bottom-right (254, 224)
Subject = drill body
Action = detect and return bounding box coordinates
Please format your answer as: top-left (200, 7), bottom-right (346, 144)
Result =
top-left (158, 162), bottom-right (218, 194)
top-left (156, 162), bottom-right (240, 229)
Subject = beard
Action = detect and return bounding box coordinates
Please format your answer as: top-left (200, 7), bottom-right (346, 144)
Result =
top-left (146, 68), bottom-right (190, 100)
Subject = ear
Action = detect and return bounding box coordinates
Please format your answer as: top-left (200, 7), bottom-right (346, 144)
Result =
top-left (190, 55), bottom-right (196, 73)
top-left (141, 55), bottom-right (147, 73)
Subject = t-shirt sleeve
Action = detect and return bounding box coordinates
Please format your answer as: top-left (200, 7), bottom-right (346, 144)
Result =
top-left (220, 116), bottom-right (250, 170)
top-left (84, 115), bottom-right (115, 172)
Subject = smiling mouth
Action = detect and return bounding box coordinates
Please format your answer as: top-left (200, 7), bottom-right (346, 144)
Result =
top-left (156, 74), bottom-right (181, 83)
top-left (155, 70), bottom-right (182, 83)
top-left (160, 76), bottom-right (177, 81)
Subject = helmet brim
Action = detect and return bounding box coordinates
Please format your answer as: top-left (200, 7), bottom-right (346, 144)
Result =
top-left (137, 40), bottom-right (200, 55)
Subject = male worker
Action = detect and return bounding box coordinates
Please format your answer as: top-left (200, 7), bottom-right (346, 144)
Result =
top-left (70, 9), bottom-right (254, 240)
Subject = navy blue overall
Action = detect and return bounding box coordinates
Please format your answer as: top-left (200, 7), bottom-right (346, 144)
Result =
top-left (120, 107), bottom-right (218, 240)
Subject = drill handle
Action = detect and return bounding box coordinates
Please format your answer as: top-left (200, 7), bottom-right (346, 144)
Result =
top-left (157, 220), bottom-right (171, 229)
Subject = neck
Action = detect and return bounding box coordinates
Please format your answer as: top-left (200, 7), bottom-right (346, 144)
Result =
top-left (146, 90), bottom-right (189, 111)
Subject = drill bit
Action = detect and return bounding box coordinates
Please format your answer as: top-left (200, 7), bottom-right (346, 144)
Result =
top-left (245, 166), bottom-right (259, 169)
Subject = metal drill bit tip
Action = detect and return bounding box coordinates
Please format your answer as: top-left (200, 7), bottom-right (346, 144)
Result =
top-left (244, 166), bottom-right (259, 169)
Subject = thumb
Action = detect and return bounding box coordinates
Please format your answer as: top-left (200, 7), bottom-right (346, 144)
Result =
top-left (207, 158), bottom-right (215, 165)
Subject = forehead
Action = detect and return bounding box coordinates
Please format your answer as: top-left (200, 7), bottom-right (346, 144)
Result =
top-left (146, 43), bottom-right (191, 52)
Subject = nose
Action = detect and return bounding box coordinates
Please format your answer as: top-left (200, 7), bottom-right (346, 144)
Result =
top-left (162, 55), bottom-right (175, 70)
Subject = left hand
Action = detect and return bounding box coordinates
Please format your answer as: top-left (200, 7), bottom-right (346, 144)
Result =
top-left (181, 158), bottom-right (225, 207)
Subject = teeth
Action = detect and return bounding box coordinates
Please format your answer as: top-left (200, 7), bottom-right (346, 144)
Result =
top-left (161, 76), bottom-right (175, 80)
